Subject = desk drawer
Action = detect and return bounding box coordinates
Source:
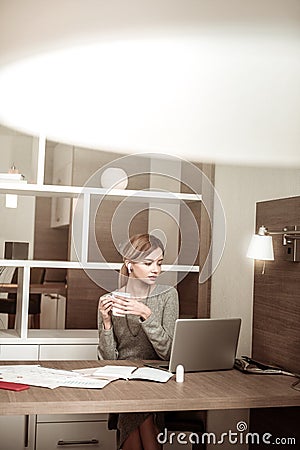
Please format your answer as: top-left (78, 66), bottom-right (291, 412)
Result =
top-left (0, 344), bottom-right (39, 360)
top-left (37, 414), bottom-right (109, 423)
top-left (39, 344), bottom-right (98, 360)
top-left (36, 421), bottom-right (115, 450)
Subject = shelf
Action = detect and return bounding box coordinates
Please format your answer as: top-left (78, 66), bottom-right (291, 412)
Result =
top-left (0, 329), bottom-right (19, 340)
top-left (0, 183), bottom-right (81, 197)
top-left (0, 329), bottom-right (98, 344)
top-left (28, 329), bottom-right (98, 343)
top-left (0, 260), bottom-right (200, 272)
top-left (0, 183), bottom-right (202, 202)
top-left (0, 138), bottom-right (204, 354)
top-left (0, 283), bottom-right (66, 296)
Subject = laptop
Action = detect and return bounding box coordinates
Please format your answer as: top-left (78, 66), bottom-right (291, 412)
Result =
top-left (146, 318), bottom-right (241, 373)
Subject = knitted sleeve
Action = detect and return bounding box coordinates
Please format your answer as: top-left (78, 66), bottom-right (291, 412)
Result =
top-left (97, 297), bottom-right (118, 360)
top-left (141, 287), bottom-right (179, 360)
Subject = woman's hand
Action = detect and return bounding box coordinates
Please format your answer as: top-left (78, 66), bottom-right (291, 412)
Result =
top-left (99, 295), bottom-right (113, 329)
top-left (112, 294), bottom-right (152, 321)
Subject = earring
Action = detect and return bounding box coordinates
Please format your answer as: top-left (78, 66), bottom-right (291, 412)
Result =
top-left (127, 263), bottom-right (132, 274)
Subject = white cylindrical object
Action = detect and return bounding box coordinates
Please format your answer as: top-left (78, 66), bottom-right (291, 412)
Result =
top-left (176, 364), bottom-right (184, 383)
top-left (112, 291), bottom-right (131, 317)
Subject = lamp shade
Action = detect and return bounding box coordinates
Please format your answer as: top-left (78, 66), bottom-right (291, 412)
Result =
top-left (246, 234), bottom-right (274, 261)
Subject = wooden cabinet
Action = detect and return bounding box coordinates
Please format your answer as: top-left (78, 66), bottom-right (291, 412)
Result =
top-left (0, 345), bottom-right (39, 360)
top-left (39, 344), bottom-right (98, 360)
top-left (0, 416), bottom-right (34, 450)
top-left (35, 414), bottom-right (115, 450)
top-left (0, 414), bottom-right (115, 450)
top-left (50, 143), bottom-right (73, 228)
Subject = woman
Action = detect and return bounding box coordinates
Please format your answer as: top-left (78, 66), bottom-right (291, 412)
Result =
top-left (98, 233), bottom-right (179, 450)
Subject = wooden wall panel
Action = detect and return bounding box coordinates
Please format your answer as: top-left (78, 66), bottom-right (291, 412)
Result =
top-left (34, 197), bottom-right (68, 282)
top-left (65, 151), bottom-right (214, 328)
top-left (177, 273), bottom-right (198, 318)
top-left (65, 269), bottom-right (104, 329)
top-left (34, 198), bottom-right (69, 261)
top-left (180, 162), bottom-right (214, 318)
top-left (66, 149), bottom-right (151, 328)
top-left (252, 196), bottom-right (300, 374)
top-left (90, 199), bottom-right (149, 262)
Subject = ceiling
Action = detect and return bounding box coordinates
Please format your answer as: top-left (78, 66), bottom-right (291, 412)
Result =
top-left (0, 0), bottom-right (299, 166)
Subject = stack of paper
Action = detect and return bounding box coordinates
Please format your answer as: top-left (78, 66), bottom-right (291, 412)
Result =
top-left (74, 365), bottom-right (173, 383)
top-left (0, 365), bottom-right (111, 389)
top-left (0, 364), bottom-right (173, 390)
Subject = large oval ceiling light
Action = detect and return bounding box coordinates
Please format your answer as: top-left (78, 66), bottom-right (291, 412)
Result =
top-left (0, 0), bottom-right (299, 166)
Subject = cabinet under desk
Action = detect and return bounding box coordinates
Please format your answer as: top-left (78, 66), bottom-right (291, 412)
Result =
top-left (0, 360), bottom-right (299, 416)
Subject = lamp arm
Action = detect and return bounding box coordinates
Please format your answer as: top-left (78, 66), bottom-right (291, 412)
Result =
top-left (257, 226), bottom-right (300, 236)
top-left (268, 230), bottom-right (300, 235)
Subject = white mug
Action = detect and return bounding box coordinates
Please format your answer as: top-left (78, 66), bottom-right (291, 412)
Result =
top-left (111, 291), bottom-right (131, 317)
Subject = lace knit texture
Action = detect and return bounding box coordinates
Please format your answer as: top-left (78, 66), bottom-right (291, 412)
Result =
top-left (97, 284), bottom-right (179, 449)
top-left (98, 284), bottom-right (179, 361)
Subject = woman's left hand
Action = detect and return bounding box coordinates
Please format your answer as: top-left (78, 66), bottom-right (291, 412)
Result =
top-left (112, 294), bottom-right (152, 321)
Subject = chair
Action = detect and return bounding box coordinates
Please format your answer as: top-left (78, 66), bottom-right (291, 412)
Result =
top-left (164, 411), bottom-right (206, 449)
top-left (0, 267), bottom-right (45, 329)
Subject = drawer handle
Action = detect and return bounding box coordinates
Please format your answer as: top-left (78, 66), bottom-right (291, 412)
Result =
top-left (57, 439), bottom-right (99, 446)
top-left (24, 415), bottom-right (29, 448)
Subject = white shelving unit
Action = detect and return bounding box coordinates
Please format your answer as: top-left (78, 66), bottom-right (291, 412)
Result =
top-left (0, 182), bottom-right (202, 201)
top-left (0, 140), bottom-right (202, 354)
top-left (0, 137), bottom-right (203, 450)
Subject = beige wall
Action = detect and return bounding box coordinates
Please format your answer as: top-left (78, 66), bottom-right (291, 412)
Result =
top-left (0, 128), bottom-right (36, 328)
top-left (0, 127), bottom-right (36, 260)
top-left (211, 164), bottom-right (300, 356)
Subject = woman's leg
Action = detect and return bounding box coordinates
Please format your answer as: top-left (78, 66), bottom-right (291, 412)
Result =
top-left (121, 427), bottom-right (143, 450)
top-left (139, 415), bottom-right (163, 450)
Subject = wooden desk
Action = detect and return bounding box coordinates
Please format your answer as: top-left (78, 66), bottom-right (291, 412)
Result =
top-left (0, 361), bottom-right (299, 416)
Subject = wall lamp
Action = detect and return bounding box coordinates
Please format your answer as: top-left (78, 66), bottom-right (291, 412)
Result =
top-left (247, 225), bottom-right (300, 273)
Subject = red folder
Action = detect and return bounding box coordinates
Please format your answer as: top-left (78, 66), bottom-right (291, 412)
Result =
top-left (0, 381), bottom-right (30, 391)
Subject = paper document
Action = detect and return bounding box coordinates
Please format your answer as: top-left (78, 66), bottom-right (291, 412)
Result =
top-left (129, 367), bottom-right (173, 383)
top-left (75, 365), bottom-right (173, 383)
top-left (93, 365), bottom-right (138, 379)
top-left (0, 365), bottom-right (109, 389)
top-left (0, 364), bottom-right (173, 389)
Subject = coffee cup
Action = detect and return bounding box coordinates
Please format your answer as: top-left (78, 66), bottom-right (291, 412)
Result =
top-left (111, 291), bottom-right (131, 317)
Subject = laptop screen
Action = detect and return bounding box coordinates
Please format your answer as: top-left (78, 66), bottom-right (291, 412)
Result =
top-left (168, 318), bottom-right (241, 372)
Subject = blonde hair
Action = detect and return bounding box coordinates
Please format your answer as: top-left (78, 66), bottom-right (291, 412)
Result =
top-left (119, 233), bottom-right (165, 288)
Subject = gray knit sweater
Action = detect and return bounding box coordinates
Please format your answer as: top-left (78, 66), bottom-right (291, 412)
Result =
top-left (97, 284), bottom-right (179, 361)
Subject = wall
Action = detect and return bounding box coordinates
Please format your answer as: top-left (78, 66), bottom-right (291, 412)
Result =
top-left (0, 127), bottom-right (36, 259)
top-left (211, 164), bottom-right (300, 356)
top-left (249, 197), bottom-right (300, 450)
top-left (0, 127), bottom-right (36, 327)
top-left (253, 196), bottom-right (300, 373)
